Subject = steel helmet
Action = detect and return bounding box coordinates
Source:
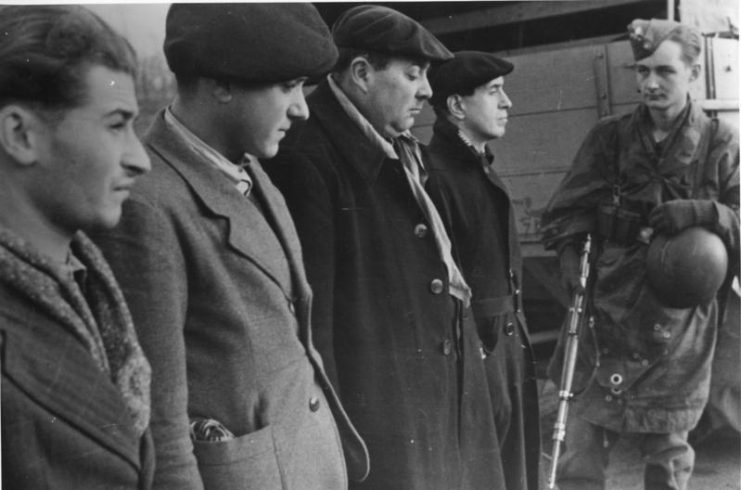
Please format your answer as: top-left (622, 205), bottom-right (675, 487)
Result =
top-left (647, 226), bottom-right (728, 308)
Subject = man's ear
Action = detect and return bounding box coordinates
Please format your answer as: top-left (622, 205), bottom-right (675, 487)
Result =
top-left (209, 78), bottom-right (233, 103)
top-left (446, 94), bottom-right (466, 121)
top-left (689, 63), bottom-right (701, 83)
top-left (0, 105), bottom-right (44, 166)
top-left (349, 56), bottom-right (373, 93)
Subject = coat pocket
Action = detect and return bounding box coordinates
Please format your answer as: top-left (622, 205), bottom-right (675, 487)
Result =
top-left (193, 424), bottom-right (283, 490)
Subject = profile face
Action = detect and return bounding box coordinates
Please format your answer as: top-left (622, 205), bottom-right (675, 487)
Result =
top-left (635, 39), bottom-right (698, 115)
top-left (223, 78), bottom-right (309, 160)
top-left (460, 76), bottom-right (512, 142)
top-left (32, 64), bottom-right (150, 234)
top-left (363, 57), bottom-right (432, 137)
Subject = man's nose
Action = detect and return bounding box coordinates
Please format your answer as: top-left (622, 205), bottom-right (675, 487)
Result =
top-left (123, 129), bottom-right (151, 175)
top-left (500, 89), bottom-right (513, 109)
top-left (288, 90), bottom-right (310, 121)
top-left (417, 74), bottom-right (432, 100)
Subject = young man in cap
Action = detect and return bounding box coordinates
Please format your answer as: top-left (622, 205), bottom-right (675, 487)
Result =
top-left (425, 51), bottom-right (540, 490)
top-left (267, 6), bottom-right (505, 490)
top-left (92, 4), bottom-right (369, 490)
top-left (541, 19), bottom-right (739, 489)
top-left (0, 5), bottom-right (153, 488)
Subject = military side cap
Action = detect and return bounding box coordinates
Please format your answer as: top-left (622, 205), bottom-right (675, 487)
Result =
top-left (164, 3), bottom-right (337, 83)
top-left (627, 18), bottom-right (684, 61)
top-left (332, 5), bottom-right (452, 62)
top-left (429, 51), bottom-right (514, 106)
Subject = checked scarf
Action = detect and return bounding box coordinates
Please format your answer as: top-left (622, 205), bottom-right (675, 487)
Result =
top-left (0, 228), bottom-right (151, 436)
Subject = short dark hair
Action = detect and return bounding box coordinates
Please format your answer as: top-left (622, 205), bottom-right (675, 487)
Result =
top-left (0, 5), bottom-right (137, 115)
top-left (666, 25), bottom-right (703, 65)
top-left (431, 86), bottom-right (476, 118)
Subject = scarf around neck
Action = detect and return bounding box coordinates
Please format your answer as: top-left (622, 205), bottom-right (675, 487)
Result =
top-left (0, 228), bottom-right (151, 436)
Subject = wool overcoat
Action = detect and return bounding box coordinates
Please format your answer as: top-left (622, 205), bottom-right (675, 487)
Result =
top-left (425, 117), bottom-right (541, 490)
top-left (0, 236), bottom-right (155, 490)
top-left (541, 102), bottom-right (740, 433)
top-left (266, 80), bottom-right (505, 490)
top-left (93, 111), bottom-right (369, 490)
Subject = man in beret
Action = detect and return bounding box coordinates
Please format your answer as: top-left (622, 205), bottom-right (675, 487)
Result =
top-left (541, 18), bottom-right (739, 489)
top-left (425, 51), bottom-right (540, 490)
top-left (92, 4), bottom-right (369, 489)
top-left (266, 5), bottom-right (505, 490)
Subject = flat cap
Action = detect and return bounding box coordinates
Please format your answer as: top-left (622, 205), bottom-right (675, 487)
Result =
top-left (332, 5), bottom-right (452, 62)
top-left (429, 51), bottom-right (514, 106)
top-left (164, 3), bottom-right (337, 83)
top-left (627, 18), bottom-right (685, 61)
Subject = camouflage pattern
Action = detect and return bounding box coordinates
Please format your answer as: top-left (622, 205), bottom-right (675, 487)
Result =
top-left (541, 101), bottom-right (739, 432)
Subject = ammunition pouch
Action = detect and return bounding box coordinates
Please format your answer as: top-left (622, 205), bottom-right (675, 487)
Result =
top-left (597, 203), bottom-right (647, 245)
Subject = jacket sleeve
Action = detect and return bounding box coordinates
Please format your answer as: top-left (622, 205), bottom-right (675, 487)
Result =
top-left (266, 152), bottom-right (340, 389)
top-left (93, 197), bottom-right (204, 490)
top-left (711, 123), bottom-right (740, 275)
top-left (540, 119), bottom-right (618, 250)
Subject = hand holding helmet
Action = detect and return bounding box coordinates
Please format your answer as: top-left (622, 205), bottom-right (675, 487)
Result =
top-left (648, 199), bottom-right (716, 235)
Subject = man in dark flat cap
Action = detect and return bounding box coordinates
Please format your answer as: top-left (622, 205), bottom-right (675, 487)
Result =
top-left (266, 6), bottom-right (505, 490)
top-left (92, 4), bottom-right (369, 489)
top-left (541, 18), bottom-right (738, 489)
top-left (425, 51), bottom-right (541, 490)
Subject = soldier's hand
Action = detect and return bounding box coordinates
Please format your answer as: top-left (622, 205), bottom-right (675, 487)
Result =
top-left (559, 244), bottom-right (584, 296)
top-left (648, 199), bottom-right (716, 235)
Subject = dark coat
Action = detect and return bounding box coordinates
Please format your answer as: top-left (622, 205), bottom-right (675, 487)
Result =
top-left (541, 102), bottom-right (740, 433)
top-left (93, 111), bottom-right (368, 490)
top-left (266, 80), bottom-right (505, 490)
top-left (425, 117), bottom-right (541, 490)
top-left (0, 242), bottom-right (155, 490)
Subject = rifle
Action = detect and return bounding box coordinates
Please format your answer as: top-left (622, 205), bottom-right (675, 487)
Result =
top-left (546, 234), bottom-right (594, 489)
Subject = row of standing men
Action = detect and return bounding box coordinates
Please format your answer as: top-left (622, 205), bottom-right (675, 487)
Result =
top-left (0, 3), bottom-right (737, 490)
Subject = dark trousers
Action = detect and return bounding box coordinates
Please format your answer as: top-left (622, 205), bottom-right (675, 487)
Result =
top-left (557, 414), bottom-right (694, 490)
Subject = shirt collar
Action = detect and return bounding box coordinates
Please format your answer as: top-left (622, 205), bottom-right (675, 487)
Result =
top-left (327, 75), bottom-right (400, 160)
top-left (164, 107), bottom-right (254, 193)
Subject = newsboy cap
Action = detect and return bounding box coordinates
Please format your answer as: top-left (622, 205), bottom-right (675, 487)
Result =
top-left (627, 18), bottom-right (685, 61)
top-left (429, 51), bottom-right (514, 107)
top-left (332, 5), bottom-right (452, 62)
top-left (164, 3), bottom-right (337, 83)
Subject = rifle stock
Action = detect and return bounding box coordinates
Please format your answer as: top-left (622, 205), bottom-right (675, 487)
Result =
top-left (546, 234), bottom-right (593, 489)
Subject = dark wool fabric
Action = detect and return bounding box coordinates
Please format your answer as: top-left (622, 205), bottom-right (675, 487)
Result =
top-left (165, 3), bottom-right (337, 82)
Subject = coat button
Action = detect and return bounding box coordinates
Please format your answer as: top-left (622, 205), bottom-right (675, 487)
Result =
top-left (309, 396), bottom-right (320, 412)
top-left (504, 322), bottom-right (515, 336)
top-left (414, 223), bottom-right (428, 238)
top-left (441, 339), bottom-right (452, 355)
top-left (429, 279), bottom-right (444, 294)
top-left (288, 301), bottom-right (296, 315)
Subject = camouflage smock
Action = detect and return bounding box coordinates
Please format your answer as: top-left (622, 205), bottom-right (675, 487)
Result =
top-left (541, 101), bottom-right (739, 432)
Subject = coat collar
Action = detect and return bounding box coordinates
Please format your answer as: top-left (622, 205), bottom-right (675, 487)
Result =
top-left (429, 117), bottom-right (493, 170)
top-left (307, 80), bottom-right (391, 185)
top-left (144, 111), bottom-right (308, 298)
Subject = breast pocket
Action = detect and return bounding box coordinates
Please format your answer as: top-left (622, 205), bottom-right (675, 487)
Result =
top-left (193, 424), bottom-right (283, 490)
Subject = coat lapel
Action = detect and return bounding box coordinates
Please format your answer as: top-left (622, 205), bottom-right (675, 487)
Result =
top-left (144, 113), bottom-right (293, 294)
top-left (2, 310), bottom-right (142, 469)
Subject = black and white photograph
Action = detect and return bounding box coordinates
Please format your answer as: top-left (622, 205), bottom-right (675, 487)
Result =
top-left (0, 1), bottom-right (738, 489)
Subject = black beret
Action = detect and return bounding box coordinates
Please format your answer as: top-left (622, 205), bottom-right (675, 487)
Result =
top-left (429, 51), bottom-right (514, 107)
top-left (627, 18), bottom-right (685, 61)
top-left (164, 3), bottom-right (338, 83)
top-left (332, 5), bottom-right (452, 62)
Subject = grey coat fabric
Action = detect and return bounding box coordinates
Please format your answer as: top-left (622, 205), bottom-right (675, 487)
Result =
top-left (93, 110), bottom-right (369, 490)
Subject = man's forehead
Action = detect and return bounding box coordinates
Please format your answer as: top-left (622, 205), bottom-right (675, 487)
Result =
top-left (79, 65), bottom-right (138, 112)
